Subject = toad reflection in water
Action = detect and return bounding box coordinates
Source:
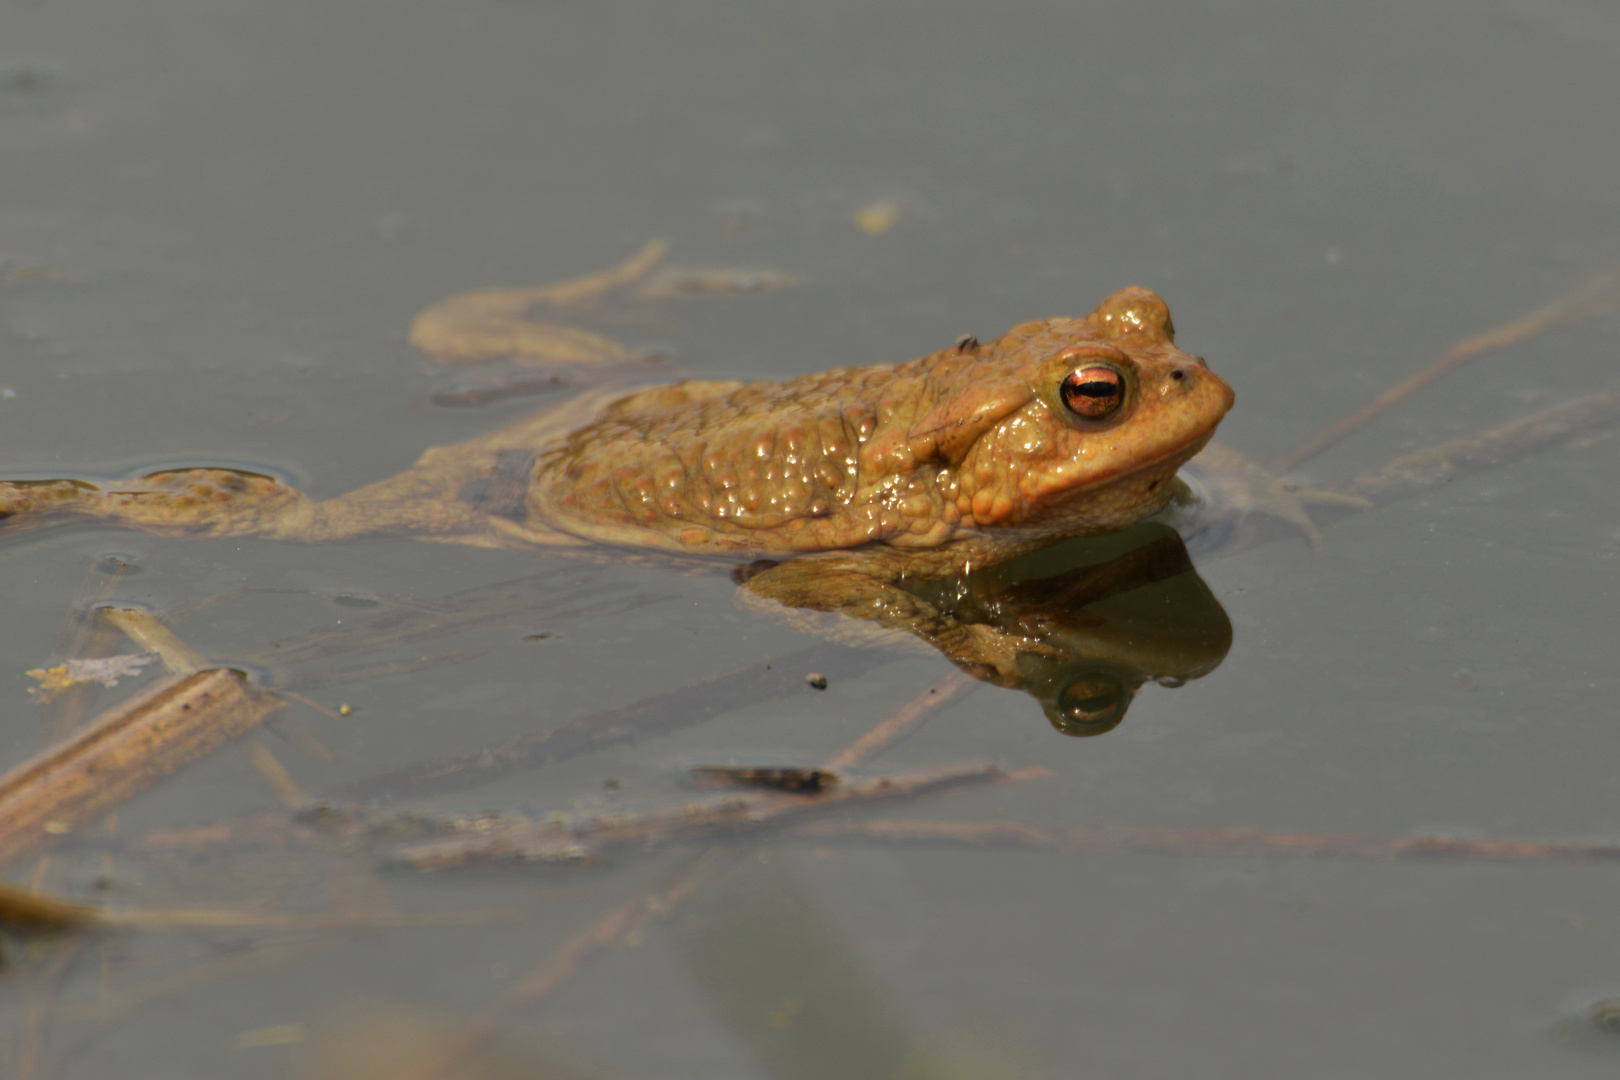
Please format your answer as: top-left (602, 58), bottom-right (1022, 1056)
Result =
top-left (890, 522), bottom-right (1232, 734)
top-left (2, 245), bottom-right (1596, 732)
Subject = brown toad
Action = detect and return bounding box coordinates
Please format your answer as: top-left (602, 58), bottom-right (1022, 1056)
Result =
top-left (0, 247), bottom-right (1240, 687)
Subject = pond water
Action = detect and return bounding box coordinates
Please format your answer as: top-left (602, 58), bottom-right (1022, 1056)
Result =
top-left (3, 1), bottom-right (1620, 1077)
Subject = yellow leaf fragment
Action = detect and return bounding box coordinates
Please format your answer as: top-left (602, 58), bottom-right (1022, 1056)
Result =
top-left (25, 665), bottom-right (75, 704)
top-left (26, 653), bottom-right (159, 703)
top-left (855, 200), bottom-right (901, 236)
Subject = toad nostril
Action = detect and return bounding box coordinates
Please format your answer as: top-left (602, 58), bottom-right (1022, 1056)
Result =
top-left (1169, 368), bottom-right (1188, 383)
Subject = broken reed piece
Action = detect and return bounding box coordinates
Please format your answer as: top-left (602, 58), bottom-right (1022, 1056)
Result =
top-left (98, 605), bottom-right (207, 674)
top-left (394, 761), bottom-right (1052, 871)
top-left (0, 668), bottom-right (284, 868)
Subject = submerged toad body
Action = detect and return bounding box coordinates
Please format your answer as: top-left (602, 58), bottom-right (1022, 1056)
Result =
top-left (0, 257), bottom-right (1236, 682)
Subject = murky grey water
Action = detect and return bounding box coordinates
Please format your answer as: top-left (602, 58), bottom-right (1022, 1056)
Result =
top-left (3, 1), bottom-right (1619, 1077)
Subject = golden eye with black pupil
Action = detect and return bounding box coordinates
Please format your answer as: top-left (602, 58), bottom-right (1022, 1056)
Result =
top-left (1059, 366), bottom-right (1124, 420)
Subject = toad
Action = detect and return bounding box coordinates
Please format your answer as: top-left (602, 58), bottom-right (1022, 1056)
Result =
top-left (0, 245), bottom-right (1285, 685)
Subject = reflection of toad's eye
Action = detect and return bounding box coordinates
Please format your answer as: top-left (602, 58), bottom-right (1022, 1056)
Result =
top-left (1048, 671), bottom-right (1128, 736)
top-left (1059, 366), bottom-right (1124, 420)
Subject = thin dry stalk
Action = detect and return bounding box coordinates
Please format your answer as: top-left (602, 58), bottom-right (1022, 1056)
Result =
top-left (395, 762), bottom-right (1049, 870)
top-left (781, 818), bottom-right (1620, 863)
top-left (1341, 387), bottom-right (1620, 503)
top-left (825, 670), bottom-right (975, 768)
top-left (275, 688), bottom-right (345, 720)
top-left (265, 717), bottom-right (336, 762)
top-left (247, 571), bottom-right (661, 669)
top-left (1272, 265), bottom-right (1620, 473)
top-left (71, 933), bottom-right (330, 1030)
top-left (393, 676), bottom-right (1019, 1079)
top-left (42, 579), bottom-right (131, 743)
top-left (101, 908), bottom-right (513, 929)
top-left (242, 737), bottom-right (312, 810)
top-left (398, 847), bottom-right (728, 1080)
top-left (13, 937), bottom-right (86, 1080)
top-left (278, 652), bottom-right (474, 693)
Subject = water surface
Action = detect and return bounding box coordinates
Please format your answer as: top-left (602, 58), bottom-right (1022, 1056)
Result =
top-left (3, 2), bottom-right (1620, 1077)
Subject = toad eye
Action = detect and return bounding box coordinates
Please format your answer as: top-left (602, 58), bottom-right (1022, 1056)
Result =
top-left (1059, 366), bottom-right (1125, 420)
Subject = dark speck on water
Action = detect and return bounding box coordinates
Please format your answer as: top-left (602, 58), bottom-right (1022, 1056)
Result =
top-left (0, 62), bottom-right (57, 93)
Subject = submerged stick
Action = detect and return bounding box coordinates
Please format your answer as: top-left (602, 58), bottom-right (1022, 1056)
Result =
top-left (99, 606), bottom-right (206, 674)
top-left (0, 668), bottom-right (283, 868)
